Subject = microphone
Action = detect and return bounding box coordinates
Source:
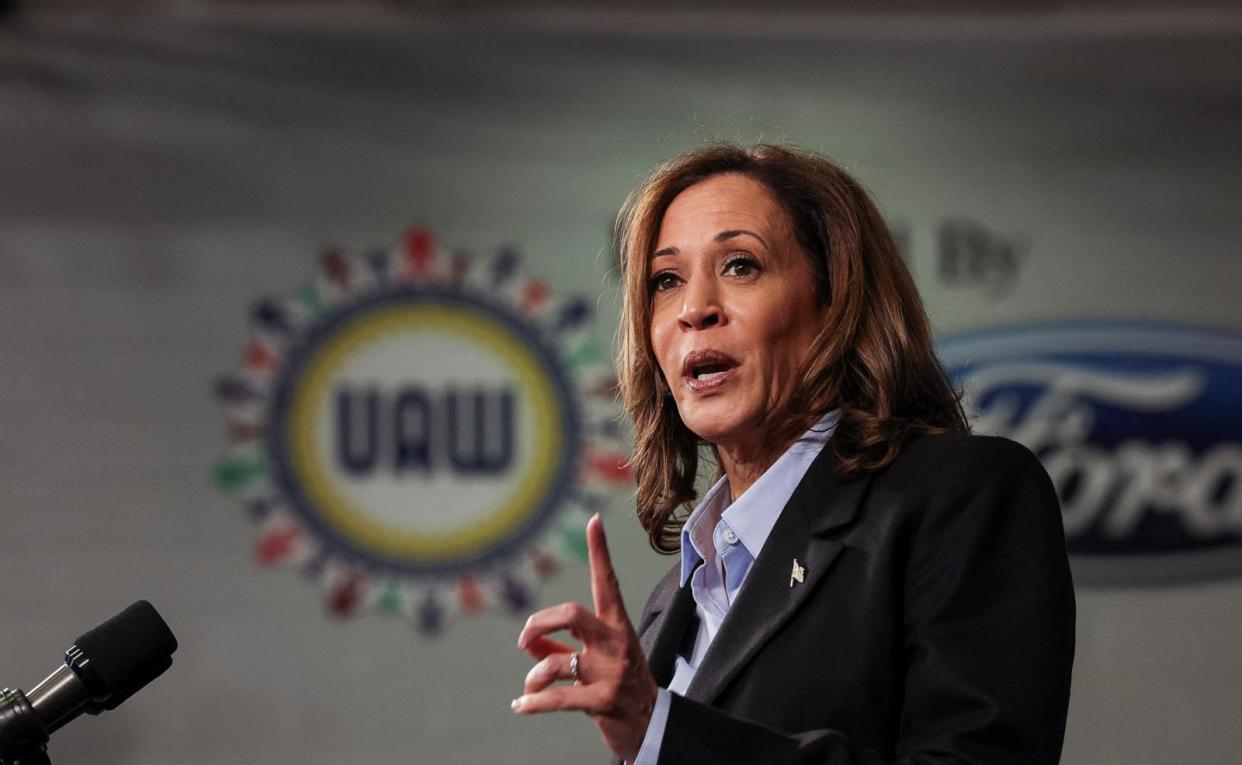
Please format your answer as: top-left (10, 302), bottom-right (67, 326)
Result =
top-left (0, 601), bottom-right (178, 765)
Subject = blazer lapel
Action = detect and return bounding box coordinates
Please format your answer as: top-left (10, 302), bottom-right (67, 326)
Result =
top-left (639, 571), bottom-right (698, 688)
top-left (684, 447), bottom-right (873, 706)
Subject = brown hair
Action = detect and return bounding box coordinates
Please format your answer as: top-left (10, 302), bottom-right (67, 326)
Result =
top-left (615, 144), bottom-right (969, 553)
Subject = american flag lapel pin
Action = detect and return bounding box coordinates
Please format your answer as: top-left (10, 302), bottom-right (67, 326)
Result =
top-left (789, 558), bottom-right (805, 587)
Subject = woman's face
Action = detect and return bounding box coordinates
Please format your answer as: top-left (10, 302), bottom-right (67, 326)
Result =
top-left (649, 173), bottom-right (826, 453)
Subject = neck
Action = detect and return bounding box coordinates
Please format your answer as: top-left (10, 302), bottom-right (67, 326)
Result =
top-left (717, 433), bottom-right (796, 503)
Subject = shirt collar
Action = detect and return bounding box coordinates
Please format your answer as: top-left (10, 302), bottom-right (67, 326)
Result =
top-left (679, 409), bottom-right (840, 586)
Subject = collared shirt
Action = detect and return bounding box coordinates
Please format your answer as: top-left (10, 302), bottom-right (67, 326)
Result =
top-left (631, 410), bottom-right (840, 765)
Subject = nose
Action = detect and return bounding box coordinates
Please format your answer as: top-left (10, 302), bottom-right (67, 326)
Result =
top-left (676, 273), bottom-right (724, 331)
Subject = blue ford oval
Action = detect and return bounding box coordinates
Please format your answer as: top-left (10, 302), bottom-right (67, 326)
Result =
top-left (938, 321), bottom-right (1242, 585)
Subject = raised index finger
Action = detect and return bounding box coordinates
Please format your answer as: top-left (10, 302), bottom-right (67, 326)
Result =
top-left (587, 513), bottom-right (626, 623)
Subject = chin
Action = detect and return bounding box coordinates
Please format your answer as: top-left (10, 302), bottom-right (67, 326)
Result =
top-left (677, 403), bottom-right (757, 447)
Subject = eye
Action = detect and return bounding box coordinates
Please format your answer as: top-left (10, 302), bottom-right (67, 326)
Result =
top-left (648, 270), bottom-right (681, 293)
top-left (723, 255), bottom-right (760, 278)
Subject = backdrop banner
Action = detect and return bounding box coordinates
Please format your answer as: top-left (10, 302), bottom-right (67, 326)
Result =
top-left (1, 11), bottom-right (1238, 764)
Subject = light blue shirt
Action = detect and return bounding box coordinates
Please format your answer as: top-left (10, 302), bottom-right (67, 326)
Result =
top-left (631, 411), bottom-right (840, 765)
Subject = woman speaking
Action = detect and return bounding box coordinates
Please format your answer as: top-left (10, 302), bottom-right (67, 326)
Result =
top-left (513, 144), bottom-right (1075, 764)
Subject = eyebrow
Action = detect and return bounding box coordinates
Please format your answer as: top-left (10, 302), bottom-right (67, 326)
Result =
top-left (651, 229), bottom-right (769, 260)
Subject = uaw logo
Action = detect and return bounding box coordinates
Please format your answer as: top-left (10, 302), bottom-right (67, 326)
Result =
top-left (212, 229), bottom-right (631, 633)
top-left (939, 322), bottom-right (1242, 585)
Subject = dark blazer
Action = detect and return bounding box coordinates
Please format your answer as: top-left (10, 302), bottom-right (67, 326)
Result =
top-left (627, 435), bottom-right (1075, 764)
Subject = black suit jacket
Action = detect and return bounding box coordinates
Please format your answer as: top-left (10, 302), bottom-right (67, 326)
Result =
top-left (627, 435), bottom-right (1075, 764)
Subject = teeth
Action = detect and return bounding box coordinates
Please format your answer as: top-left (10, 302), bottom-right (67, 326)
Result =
top-left (696, 371), bottom-right (727, 381)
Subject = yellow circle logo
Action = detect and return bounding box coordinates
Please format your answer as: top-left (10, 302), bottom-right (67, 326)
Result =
top-left (213, 232), bottom-right (629, 633)
top-left (286, 303), bottom-right (566, 562)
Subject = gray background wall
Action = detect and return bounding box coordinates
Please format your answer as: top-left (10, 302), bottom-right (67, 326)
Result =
top-left (1, 3), bottom-right (1239, 763)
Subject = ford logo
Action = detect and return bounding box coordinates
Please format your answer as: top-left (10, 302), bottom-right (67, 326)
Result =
top-left (938, 321), bottom-right (1242, 585)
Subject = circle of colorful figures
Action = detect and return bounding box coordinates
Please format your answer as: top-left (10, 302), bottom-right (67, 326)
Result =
top-left (213, 228), bottom-right (632, 635)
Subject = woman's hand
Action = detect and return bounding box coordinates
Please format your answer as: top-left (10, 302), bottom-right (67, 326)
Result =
top-left (514, 514), bottom-right (658, 762)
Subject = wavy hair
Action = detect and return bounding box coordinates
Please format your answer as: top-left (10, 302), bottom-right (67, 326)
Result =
top-left (615, 144), bottom-right (969, 553)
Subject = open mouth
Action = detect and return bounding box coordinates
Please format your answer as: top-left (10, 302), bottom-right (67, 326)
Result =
top-left (681, 350), bottom-right (740, 390)
top-left (691, 362), bottom-right (732, 382)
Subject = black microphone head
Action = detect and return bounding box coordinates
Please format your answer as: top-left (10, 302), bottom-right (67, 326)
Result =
top-left (66, 600), bottom-right (177, 710)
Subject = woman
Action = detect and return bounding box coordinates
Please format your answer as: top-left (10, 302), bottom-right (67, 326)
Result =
top-left (514, 144), bottom-right (1075, 764)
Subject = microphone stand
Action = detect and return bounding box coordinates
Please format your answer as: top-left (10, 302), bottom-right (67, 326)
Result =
top-left (0, 688), bottom-right (53, 765)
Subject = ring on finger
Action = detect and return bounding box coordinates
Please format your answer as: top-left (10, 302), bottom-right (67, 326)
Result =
top-left (569, 651), bottom-right (581, 683)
